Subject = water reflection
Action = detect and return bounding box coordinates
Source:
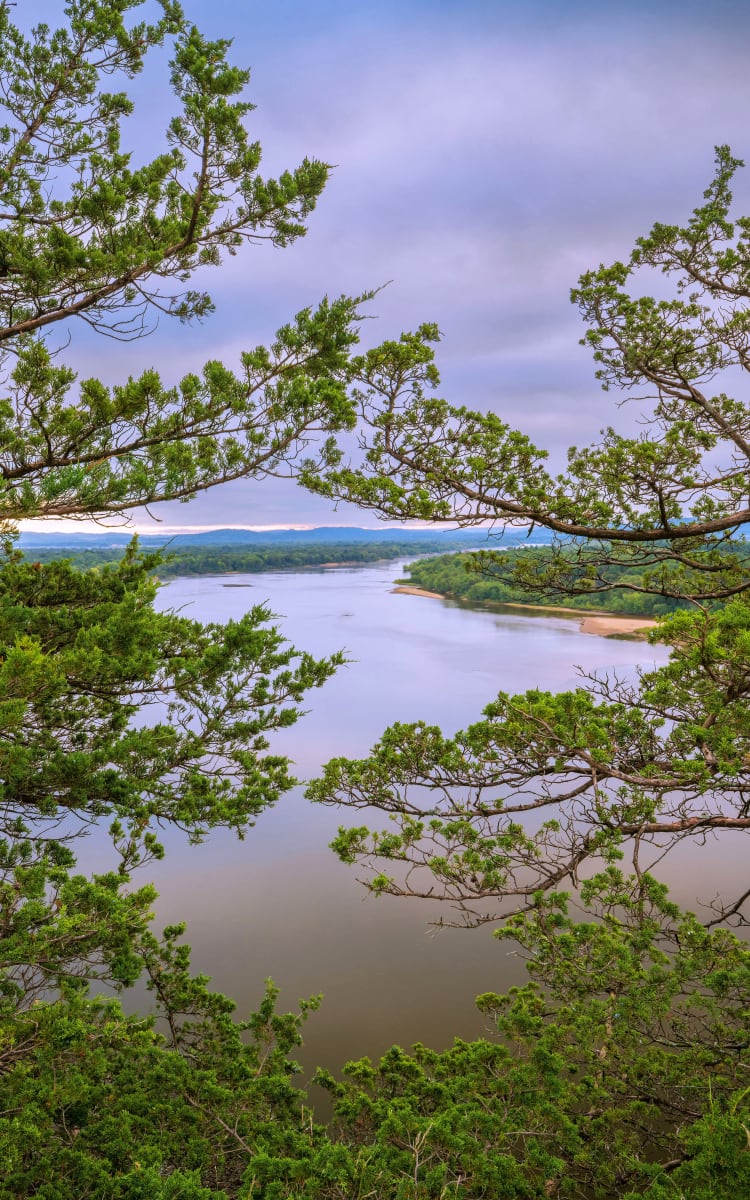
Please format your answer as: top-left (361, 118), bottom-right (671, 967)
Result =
top-left (139, 561), bottom-right (669, 1075)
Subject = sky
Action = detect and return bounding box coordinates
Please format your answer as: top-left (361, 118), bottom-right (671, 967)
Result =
top-left (22, 0), bottom-right (750, 532)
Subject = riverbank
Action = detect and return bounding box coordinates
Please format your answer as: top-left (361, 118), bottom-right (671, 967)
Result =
top-left (391, 586), bottom-right (657, 639)
top-left (392, 585), bottom-right (445, 599)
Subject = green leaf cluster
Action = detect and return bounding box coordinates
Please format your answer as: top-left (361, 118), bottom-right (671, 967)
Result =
top-left (2, 4), bottom-right (750, 1195)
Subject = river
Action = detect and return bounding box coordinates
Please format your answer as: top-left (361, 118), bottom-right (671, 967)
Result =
top-left (109, 559), bottom-right (671, 1079)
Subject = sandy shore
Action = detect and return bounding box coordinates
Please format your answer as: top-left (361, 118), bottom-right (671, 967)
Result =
top-left (500, 601), bottom-right (602, 616)
top-left (391, 586), bottom-right (657, 639)
top-left (392, 585), bottom-right (446, 600)
top-left (501, 601), bottom-right (656, 638)
top-left (577, 614), bottom-right (656, 637)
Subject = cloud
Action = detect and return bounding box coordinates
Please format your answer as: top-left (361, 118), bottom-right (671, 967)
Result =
top-left (26, 0), bottom-right (750, 528)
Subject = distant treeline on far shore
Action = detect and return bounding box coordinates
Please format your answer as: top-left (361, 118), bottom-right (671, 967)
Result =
top-left (20, 538), bottom-right (493, 578)
top-left (22, 541), bottom-right (748, 616)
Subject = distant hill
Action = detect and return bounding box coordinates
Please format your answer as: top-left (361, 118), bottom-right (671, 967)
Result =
top-left (18, 525), bottom-right (554, 550)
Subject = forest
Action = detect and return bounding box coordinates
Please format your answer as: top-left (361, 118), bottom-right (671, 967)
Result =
top-left (400, 548), bottom-right (700, 616)
top-left (2, 3), bottom-right (750, 1197)
top-left (25, 537), bottom-right (488, 578)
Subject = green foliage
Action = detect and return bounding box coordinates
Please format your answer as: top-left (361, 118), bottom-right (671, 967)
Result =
top-left (0, 0), bottom-right (355, 1033)
top-left (0, 1), bottom-right (363, 521)
top-left (300, 150), bottom-right (750, 1190)
top-left (0, 945), bottom-right (331, 1199)
top-left (401, 547), bottom-right (695, 616)
top-left (300, 152), bottom-right (750, 940)
top-left (0, 543), bottom-right (342, 855)
top-left (0, 298), bottom-right (361, 519)
top-left (0, 0), bottom-right (325, 344)
top-left (308, 597), bottom-right (750, 930)
top-left (0, 7), bottom-right (359, 1191)
top-left (6, 879), bottom-right (750, 1198)
top-left (24, 534), bottom-right (492, 578)
top-left (303, 148), bottom-right (750, 607)
top-left (2, 4), bottom-right (750, 1195)
top-left (315, 879), bottom-right (750, 1198)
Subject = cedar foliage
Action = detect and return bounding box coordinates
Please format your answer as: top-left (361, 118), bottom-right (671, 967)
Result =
top-left (1, 4), bottom-right (750, 1196)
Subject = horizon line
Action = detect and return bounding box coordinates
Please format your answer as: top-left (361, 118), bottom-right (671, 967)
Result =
top-left (16, 520), bottom-right (496, 536)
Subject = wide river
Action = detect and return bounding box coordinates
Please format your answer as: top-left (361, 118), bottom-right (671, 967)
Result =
top-left (139, 561), bottom-right (670, 1078)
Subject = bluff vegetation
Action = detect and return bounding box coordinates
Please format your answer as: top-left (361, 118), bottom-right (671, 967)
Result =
top-left (1, 3), bottom-right (750, 1197)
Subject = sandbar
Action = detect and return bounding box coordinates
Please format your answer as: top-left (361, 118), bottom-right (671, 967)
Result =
top-left (391, 586), bottom-right (657, 638)
top-left (392, 585), bottom-right (445, 600)
top-left (577, 614), bottom-right (656, 637)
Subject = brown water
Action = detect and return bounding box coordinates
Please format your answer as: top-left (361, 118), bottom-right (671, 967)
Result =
top-left (99, 560), bottom-right (672, 1079)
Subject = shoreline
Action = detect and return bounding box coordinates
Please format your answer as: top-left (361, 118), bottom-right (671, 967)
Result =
top-left (391, 586), bottom-right (657, 639)
top-left (391, 585), bottom-right (445, 600)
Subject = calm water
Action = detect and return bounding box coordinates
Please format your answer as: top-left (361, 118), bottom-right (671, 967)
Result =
top-left (118, 560), bottom-right (672, 1077)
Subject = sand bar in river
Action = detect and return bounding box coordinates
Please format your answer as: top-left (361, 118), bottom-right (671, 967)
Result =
top-left (391, 586), bottom-right (657, 639)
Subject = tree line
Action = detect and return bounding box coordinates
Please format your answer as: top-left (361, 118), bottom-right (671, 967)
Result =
top-left (25, 538), bottom-right (485, 578)
top-left (401, 546), bottom-right (706, 616)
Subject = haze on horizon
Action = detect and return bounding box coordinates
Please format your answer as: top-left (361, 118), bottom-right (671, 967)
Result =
top-left (23, 0), bottom-right (750, 535)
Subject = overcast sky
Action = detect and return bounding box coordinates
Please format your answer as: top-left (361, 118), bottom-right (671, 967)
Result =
top-left (25, 0), bottom-right (750, 532)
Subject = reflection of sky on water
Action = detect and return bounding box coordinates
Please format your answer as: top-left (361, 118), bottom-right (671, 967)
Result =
top-left (97, 562), bottom-right (673, 1075)
top-left (171, 560), bottom-right (665, 769)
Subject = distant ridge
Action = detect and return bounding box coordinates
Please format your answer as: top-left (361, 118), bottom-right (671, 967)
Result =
top-left (18, 526), bottom-right (553, 550)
